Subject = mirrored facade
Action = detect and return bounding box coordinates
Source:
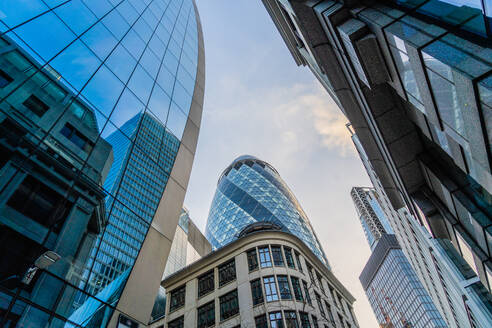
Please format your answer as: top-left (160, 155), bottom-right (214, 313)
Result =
top-left (0, 0), bottom-right (203, 326)
top-left (205, 155), bottom-right (330, 268)
top-left (360, 235), bottom-right (447, 328)
top-left (263, 0), bottom-right (492, 326)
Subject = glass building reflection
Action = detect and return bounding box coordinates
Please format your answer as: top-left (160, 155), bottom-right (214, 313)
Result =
top-left (205, 155), bottom-right (330, 268)
top-left (0, 0), bottom-right (201, 326)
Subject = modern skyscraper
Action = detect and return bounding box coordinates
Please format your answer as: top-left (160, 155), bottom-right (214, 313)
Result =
top-left (0, 0), bottom-right (204, 326)
top-left (205, 155), bottom-right (329, 267)
top-left (360, 234), bottom-right (447, 328)
top-left (351, 186), bottom-right (393, 250)
top-left (150, 208), bottom-right (211, 324)
top-left (352, 187), bottom-right (447, 327)
top-left (351, 132), bottom-right (492, 326)
top-left (263, 0), bottom-right (492, 326)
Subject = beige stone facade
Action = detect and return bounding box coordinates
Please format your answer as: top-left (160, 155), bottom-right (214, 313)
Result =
top-left (154, 230), bottom-right (359, 328)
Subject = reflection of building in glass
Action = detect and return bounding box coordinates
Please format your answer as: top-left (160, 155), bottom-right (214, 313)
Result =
top-left (77, 111), bottom-right (180, 299)
top-left (205, 155), bottom-right (329, 267)
top-left (0, 0), bottom-right (205, 325)
top-left (360, 235), bottom-right (447, 328)
top-left (352, 132), bottom-right (492, 327)
top-left (150, 208), bottom-right (211, 324)
top-left (351, 187), bottom-right (446, 327)
top-left (263, 1), bottom-right (492, 327)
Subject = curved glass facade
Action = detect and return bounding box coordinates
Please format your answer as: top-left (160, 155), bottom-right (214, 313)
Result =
top-left (206, 155), bottom-right (330, 268)
top-left (0, 0), bottom-right (202, 326)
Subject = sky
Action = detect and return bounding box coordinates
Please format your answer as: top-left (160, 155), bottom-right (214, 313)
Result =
top-left (185, 1), bottom-right (378, 326)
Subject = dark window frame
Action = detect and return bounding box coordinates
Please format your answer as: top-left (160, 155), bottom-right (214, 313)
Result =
top-left (300, 312), bottom-right (311, 328)
top-left (277, 275), bottom-right (292, 300)
top-left (284, 247), bottom-right (295, 269)
top-left (60, 123), bottom-right (94, 153)
top-left (294, 251), bottom-right (303, 272)
top-left (250, 278), bottom-right (264, 305)
top-left (247, 248), bottom-right (259, 271)
top-left (218, 259), bottom-right (236, 287)
top-left (169, 285), bottom-right (186, 312)
top-left (219, 289), bottom-right (239, 321)
top-left (284, 310), bottom-right (299, 328)
top-left (198, 269), bottom-right (215, 298)
top-left (291, 276), bottom-right (303, 301)
top-left (197, 300), bottom-right (215, 328)
top-left (22, 94), bottom-right (49, 117)
top-left (0, 69), bottom-right (13, 88)
top-left (168, 316), bottom-right (184, 328)
top-left (271, 245), bottom-right (285, 266)
top-left (255, 313), bottom-right (268, 328)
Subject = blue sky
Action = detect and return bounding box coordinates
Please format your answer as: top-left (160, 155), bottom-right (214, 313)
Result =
top-left (185, 1), bottom-right (378, 326)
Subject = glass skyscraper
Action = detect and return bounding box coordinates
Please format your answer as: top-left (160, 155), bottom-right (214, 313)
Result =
top-left (360, 235), bottom-right (447, 328)
top-left (351, 187), bottom-right (393, 250)
top-left (205, 155), bottom-right (330, 267)
top-left (264, 0), bottom-right (492, 326)
top-left (0, 0), bottom-right (204, 326)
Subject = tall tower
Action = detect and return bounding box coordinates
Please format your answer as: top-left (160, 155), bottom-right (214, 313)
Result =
top-left (0, 0), bottom-right (204, 326)
top-left (350, 187), bottom-right (393, 250)
top-left (263, 0), bottom-right (492, 326)
top-left (205, 155), bottom-right (329, 267)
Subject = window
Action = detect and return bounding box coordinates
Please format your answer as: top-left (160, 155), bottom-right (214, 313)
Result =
top-left (247, 248), bottom-right (258, 271)
top-left (300, 312), bottom-right (311, 328)
top-left (337, 294), bottom-right (345, 314)
top-left (168, 316), bottom-right (184, 328)
top-left (259, 246), bottom-right (272, 268)
top-left (220, 289), bottom-right (239, 321)
top-left (307, 264), bottom-right (316, 286)
top-left (263, 276), bottom-right (278, 302)
top-left (60, 123), bottom-right (94, 153)
top-left (169, 285), bottom-right (185, 312)
top-left (23, 94), bottom-right (50, 117)
top-left (294, 251), bottom-right (303, 272)
top-left (311, 315), bottom-right (319, 328)
top-left (291, 276), bottom-right (303, 301)
top-left (198, 270), bottom-right (214, 298)
top-left (218, 259), bottom-right (236, 287)
top-left (316, 273), bottom-right (325, 295)
top-left (269, 311), bottom-right (283, 328)
top-left (302, 280), bottom-right (311, 305)
top-left (251, 279), bottom-right (264, 305)
top-left (325, 301), bottom-right (335, 323)
top-left (316, 293), bottom-right (325, 318)
top-left (271, 246), bottom-right (284, 266)
top-left (388, 35), bottom-right (425, 113)
top-left (197, 301), bottom-right (215, 328)
top-left (0, 69), bottom-right (13, 88)
top-left (7, 176), bottom-right (70, 232)
top-left (284, 247), bottom-right (295, 269)
top-left (277, 275), bottom-right (292, 300)
top-left (255, 314), bottom-right (268, 328)
top-left (284, 311), bottom-right (299, 328)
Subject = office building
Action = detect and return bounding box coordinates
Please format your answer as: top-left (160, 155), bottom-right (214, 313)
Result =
top-left (351, 186), bottom-right (393, 250)
top-left (0, 0), bottom-right (205, 326)
top-left (360, 235), bottom-right (447, 328)
top-left (352, 131), bottom-right (492, 326)
top-left (206, 155), bottom-right (329, 267)
top-left (151, 208), bottom-right (212, 323)
top-left (159, 223), bottom-right (359, 328)
top-left (352, 187), bottom-right (447, 327)
top-left (263, 0), bottom-right (492, 326)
